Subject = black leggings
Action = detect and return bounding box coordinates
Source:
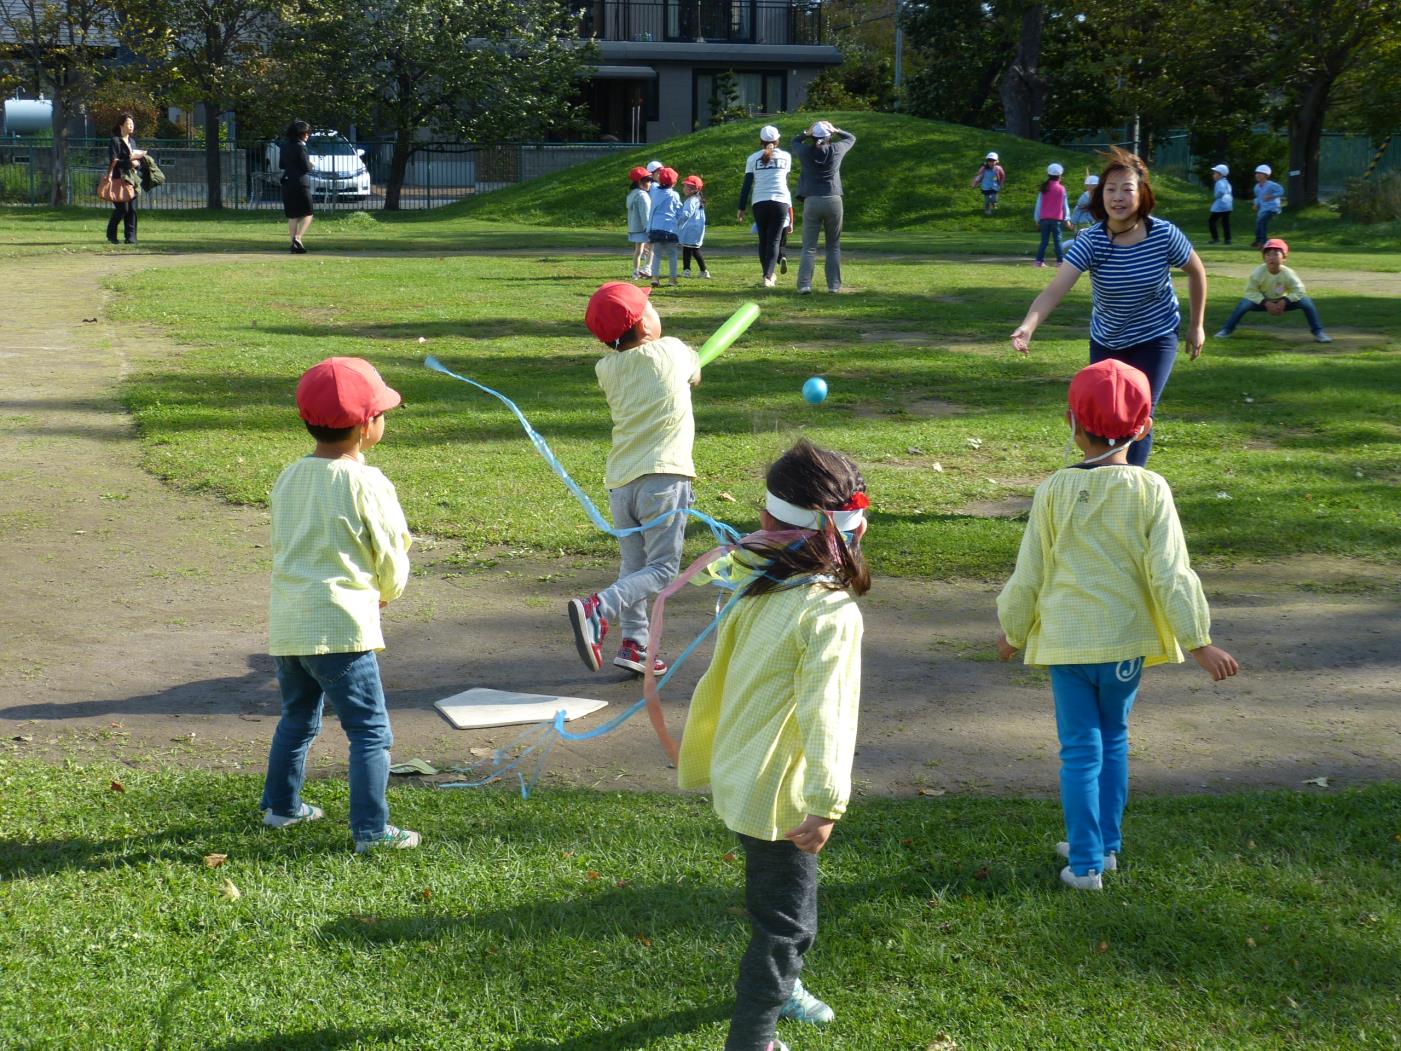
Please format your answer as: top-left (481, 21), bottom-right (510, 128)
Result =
top-left (683, 246), bottom-right (707, 272)
top-left (107, 199), bottom-right (137, 243)
top-left (1208, 211), bottom-right (1231, 243)
top-left (752, 200), bottom-right (787, 278)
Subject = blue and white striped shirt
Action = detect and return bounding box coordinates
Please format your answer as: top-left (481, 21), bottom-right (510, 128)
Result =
top-left (1063, 218), bottom-right (1194, 348)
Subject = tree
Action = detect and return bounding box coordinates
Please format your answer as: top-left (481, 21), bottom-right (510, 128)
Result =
top-left (706, 69), bottom-right (747, 125)
top-left (999, 3), bottom-right (1045, 138)
top-left (902, 0), bottom-right (1017, 128)
top-left (115, 0), bottom-right (278, 208)
top-left (0, 0), bottom-right (114, 205)
top-left (284, 0), bottom-right (593, 210)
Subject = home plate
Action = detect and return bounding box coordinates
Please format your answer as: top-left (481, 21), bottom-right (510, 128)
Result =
top-left (433, 688), bottom-right (608, 730)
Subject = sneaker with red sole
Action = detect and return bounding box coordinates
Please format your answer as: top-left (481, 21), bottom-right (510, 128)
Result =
top-left (613, 638), bottom-right (668, 675)
top-left (568, 594), bottom-right (608, 671)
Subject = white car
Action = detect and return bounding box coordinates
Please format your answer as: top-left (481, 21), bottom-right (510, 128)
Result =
top-left (267, 131), bottom-right (372, 201)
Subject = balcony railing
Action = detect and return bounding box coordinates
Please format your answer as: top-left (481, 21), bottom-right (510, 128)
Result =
top-left (581, 1), bottom-right (825, 46)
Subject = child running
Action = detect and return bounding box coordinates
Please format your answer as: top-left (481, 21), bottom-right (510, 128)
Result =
top-left (996, 359), bottom-right (1238, 890)
top-left (1033, 162), bottom-right (1073, 267)
top-left (678, 439), bottom-right (869, 1051)
top-left (1215, 238), bottom-right (1331, 342)
top-left (647, 167), bottom-right (683, 287)
top-left (260, 357), bottom-right (419, 852)
top-left (972, 151), bottom-right (1005, 215)
top-left (678, 174), bottom-right (709, 278)
top-left (569, 282), bottom-right (699, 675)
top-left (627, 165), bottom-right (653, 279)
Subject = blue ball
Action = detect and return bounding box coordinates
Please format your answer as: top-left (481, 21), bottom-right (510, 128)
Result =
top-left (802, 377), bottom-right (828, 404)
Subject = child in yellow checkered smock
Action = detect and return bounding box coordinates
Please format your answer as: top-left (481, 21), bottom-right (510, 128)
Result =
top-left (677, 439), bottom-right (869, 1051)
top-left (996, 360), bottom-right (1238, 892)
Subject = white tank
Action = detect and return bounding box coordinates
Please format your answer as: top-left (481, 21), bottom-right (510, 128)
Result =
top-left (3, 98), bottom-right (54, 135)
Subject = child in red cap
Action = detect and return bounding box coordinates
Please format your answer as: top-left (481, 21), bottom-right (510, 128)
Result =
top-left (570, 282), bottom-right (700, 675)
top-left (1214, 238), bottom-right (1331, 343)
top-left (260, 356), bottom-right (419, 853)
top-left (626, 165), bottom-right (653, 279)
top-left (678, 174), bottom-right (710, 279)
top-left (995, 359), bottom-right (1238, 890)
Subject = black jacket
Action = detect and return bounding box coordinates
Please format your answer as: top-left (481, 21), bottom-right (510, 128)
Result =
top-left (109, 135), bottom-right (137, 176)
top-left (281, 139), bottom-right (313, 186)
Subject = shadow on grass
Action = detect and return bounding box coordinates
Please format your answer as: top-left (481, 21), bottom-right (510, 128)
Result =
top-left (208, 1026), bottom-right (403, 1051)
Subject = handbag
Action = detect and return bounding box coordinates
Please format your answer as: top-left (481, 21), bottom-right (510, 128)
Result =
top-left (98, 161), bottom-right (135, 203)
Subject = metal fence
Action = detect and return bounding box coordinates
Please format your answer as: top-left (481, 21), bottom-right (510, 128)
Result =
top-left (0, 138), bottom-right (639, 209)
top-left (585, 0), bottom-right (824, 45)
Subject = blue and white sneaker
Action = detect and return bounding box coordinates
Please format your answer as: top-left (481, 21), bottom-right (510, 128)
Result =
top-left (779, 978), bottom-right (834, 1025)
top-left (262, 802), bottom-right (323, 828)
top-left (355, 825), bottom-right (421, 853)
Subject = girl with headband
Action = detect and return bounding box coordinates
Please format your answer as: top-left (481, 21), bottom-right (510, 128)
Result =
top-left (676, 439), bottom-right (870, 1051)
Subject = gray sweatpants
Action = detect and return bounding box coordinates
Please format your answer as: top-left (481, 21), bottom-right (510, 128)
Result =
top-left (725, 834), bottom-right (819, 1051)
top-left (599, 473), bottom-right (692, 649)
top-left (797, 194), bottom-right (844, 292)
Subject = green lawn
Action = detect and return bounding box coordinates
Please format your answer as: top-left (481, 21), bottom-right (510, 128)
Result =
top-left (2, 758), bottom-right (1399, 1050)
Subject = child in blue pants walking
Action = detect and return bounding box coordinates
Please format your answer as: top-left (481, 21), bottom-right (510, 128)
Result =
top-left (996, 360), bottom-right (1239, 889)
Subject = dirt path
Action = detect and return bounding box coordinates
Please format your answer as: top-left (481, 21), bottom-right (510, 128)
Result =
top-left (3, 254), bottom-right (1400, 799)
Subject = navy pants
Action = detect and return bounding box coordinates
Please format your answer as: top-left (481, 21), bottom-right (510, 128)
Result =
top-left (1036, 219), bottom-right (1065, 263)
top-left (1219, 296), bottom-right (1325, 337)
top-left (1254, 210), bottom-right (1276, 244)
top-left (1089, 332), bottom-right (1178, 466)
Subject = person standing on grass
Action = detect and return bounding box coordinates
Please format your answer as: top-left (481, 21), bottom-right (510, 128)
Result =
top-left (1010, 147), bottom-right (1208, 467)
top-left (626, 166), bottom-right (653, 278)
top-left (1032, 163), bottom-right (1073, 267)
top-left (647, 167), bottom-right (683, 288)
top-left (281, 120), bottom-right (316, 254)
top-left (261, 357), bottom-right (419, 853)
top-left (1251, 164), bottom-right (1284, 248)
top-left (105, 114), bottom-right (146, 245)
top-left (737, 125), bottom-right (793, 289)
top-left (972, 151), bottom-right (1005, 215)
top-left (997, 359), bottom-right (1238, 891)
top-left (790, 120), bottom-right (856, 295)
top-left (677, 439), bottom-right (869, 1051)
top-left (1207, 164), bottom-right (1233, 245)
top-left (1069, 174), bottom-right (1098, 237)
top-left (678, 174), bottom-right (710, 278)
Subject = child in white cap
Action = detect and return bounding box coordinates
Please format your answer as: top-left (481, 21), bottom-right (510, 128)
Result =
top-left (1069, 174), bottom-right (1098, 236)
top-left (1032, 162), bottom-right (1073, 267)
top-left (1251, 164), bottom-right (1284, 247)
top-left (1208, 163), bottom-right (1233, 244)
top-left (972, 151), bottom-right (1005, 215)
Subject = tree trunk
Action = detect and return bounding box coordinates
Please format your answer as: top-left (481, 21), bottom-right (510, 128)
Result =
top-left (1287, 75), bottom-right (1333, 207)
top-left (204, 101), bottom-right (224, 210)
top-left (385, 134), bottom-right (414, 211)
top-left (999, 4), bottom-right (1045, 139)
top-left (49, 87), bottom-right (70, 207)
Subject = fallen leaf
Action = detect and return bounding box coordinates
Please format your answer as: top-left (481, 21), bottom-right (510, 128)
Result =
top-left (421, 887), bottom-right (433, 902)
top-left (388, 758), bottom-right (438, 776)
top-left (966, 437), bottom-right (983, 449)
top-left (468, 747), bottom-right (493, 758)
top-left (203, 853), bottom-right (228, 869)
top-left (1285, 996), bottom-right (1299, 1009)
top-left (722, 852), bottom-right (736, 863)
top-left (918, 787), bottom-right (946, 797)
top-left (717, 490), bottom-right (735, 502)
top-left (1096, 940), bottom-right (1109, 954)
top-left (109, 779), bottom-right (125, 793)
top-left (12, 735), bottom-right (32, 743)
top-left (171, 733), bottom-right (196, 742)
top-left (220, 878), bottom-right (241, 901)
top-left (1301, 776), bottom-right (1330, 788)
top-left (417, 336), bottom-right (427, 343)
top-left (1246, 936), bottom-right (1257, 948)
top-left (900, 837), bottom-right (915, 847)
top-left (586, 870), bottom-right (600, 881)
top-left (927, 1034), bottom-right (959, 1051)
top-left (634, 933), bottom-right (652, 947)
top-left (561, 850), bottom-right (575, 859)
top-left (930, 462), bottom-right (944, 473)
top-left (926, 898), bottom-right (941, 909)
top-left (615, 878), bottom-right (629, 888)
top-left (1393, 833), bottom-right (1401, 843)
top-left (973, 865), bottom-right (989, 881)
top-left (1216, 491), bottom-right (1232, 500)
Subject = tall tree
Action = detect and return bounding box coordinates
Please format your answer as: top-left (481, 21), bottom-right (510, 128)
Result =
top-left (1, 0), bottom-right (114, 205)
top-left (999, 3), bottom-right (1045, 138)
top-left (902, 0), bottom-right (1017, 128)
top-left (115, 0), bottom-right (277, 208)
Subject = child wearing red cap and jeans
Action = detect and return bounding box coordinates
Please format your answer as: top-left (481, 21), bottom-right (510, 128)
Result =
top-left (1214, 238), bottom-right (1331, 343)
top-left (260, 356), bottom-right (419, 852)
top-left (570, 282), bottom-right (700, 675)
top-left (995, 360), bottom-right (1238, 890)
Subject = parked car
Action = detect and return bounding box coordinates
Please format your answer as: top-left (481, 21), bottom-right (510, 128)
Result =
top-left (264, 131), bottom-right (372, 201)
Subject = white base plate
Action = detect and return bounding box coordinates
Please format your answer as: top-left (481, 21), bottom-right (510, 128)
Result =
top-left (433, 688), bottom-right (608, 730)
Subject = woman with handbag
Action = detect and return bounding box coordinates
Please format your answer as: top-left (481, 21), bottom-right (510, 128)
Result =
top-left (105, 114), bottom-right (145, 245)
top-left (281, 120), bottom-right (315, 254)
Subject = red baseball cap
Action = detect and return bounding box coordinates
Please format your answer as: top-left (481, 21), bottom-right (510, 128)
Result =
top-left (585, 282), bottom-right (652, 345)
top-left (1262, 238), bottom-right (1289, 256)
top-left (628, 165), bottom-right (649, 182)
top-left (1067, 359), bottom-right (1151, 441)
top-left (655, 167), bottom-right (678, 188)
top-left (296, 357), bottom-right (401, 428)
top-left (682, 174), bottom-right (704, 190)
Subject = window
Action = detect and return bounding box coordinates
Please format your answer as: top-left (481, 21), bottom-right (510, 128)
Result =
top-left (693, 69), bottom-right (787, 129)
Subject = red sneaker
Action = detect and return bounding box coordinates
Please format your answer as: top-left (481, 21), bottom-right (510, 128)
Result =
top-left (567, 594), bottom-right (608, 671)
top-left (613, 638), bottom-right (668, 675)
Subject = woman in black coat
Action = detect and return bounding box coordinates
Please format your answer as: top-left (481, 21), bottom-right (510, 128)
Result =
top-left (281, 119), bottom-right (315, 253)
top-left (106, 114), bottom-right (146, 245)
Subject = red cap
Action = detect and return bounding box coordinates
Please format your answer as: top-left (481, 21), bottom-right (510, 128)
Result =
top-left (682, 174), bottom-right (704, 190)
top-left (296, 357), bottom-right (401, 428)
top-left (585, 282), bottom-right (651, 345)
top-left (628, 165), bottom-right (649, 183)
top-left (1262, 238), bottom-right (1289, 256)
top-left (1067, 359), bottom-right (1151, 442)
top-left (655, 167), bottom-right (678, 188)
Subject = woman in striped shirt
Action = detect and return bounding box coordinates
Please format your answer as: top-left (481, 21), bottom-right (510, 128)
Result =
top-left (1010, 148), bottom-right (1208, 467)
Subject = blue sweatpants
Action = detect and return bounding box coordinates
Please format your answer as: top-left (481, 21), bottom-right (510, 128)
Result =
top-left (1050, 659), bottom-right (1143, 876)
top-left (1089, 333), bottom-right (1177, 466)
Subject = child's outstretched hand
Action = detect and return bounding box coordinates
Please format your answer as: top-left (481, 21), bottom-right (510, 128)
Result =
top-left (786, 815), bottom-right (835, 854)
top-left (1191, 644), bottom-right (1239, 681)
top-left (996, 631), bottom-right (1018, 662)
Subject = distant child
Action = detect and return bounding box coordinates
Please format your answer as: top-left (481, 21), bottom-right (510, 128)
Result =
top-left (260, 357), bottom-right (419, 853)
top-left (973, 150), bottom-right (1006, 215)
top-left (627, 166), bottom-right (653, 279)
top-left (677, 439), bottom-right (869, 1051)
top-left (1214, 238), bottom-right (1331, 343)
top-left (1207, 163), bottom-right (1233, 244)
top-left (647, 166), bottom-right (683, 287)
top-left (996, 359), bottom-right (1238, 890)
top-left (570, 282), bottom-right (700, 675)
top-left (1033, 162), bottom-right (1073, 266)
top-left (1068, 174), bottom-right (1098, 235)
top-left (678, 174), bottom-right (710, 278)
top-left (1251, 163), bottom-right (1283, 247)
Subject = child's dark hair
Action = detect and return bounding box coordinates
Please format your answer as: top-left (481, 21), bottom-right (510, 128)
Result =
top-left (304, 421), bottom-right (356, 442)
top-left (1089, 146), bottom-right (1157, 223)
top-left (630, 178), bottom-right (642, 190)
top-left (741, 440), bottom-right (871, 599)
top-left (1040, 173), bottom-right (1059, 193)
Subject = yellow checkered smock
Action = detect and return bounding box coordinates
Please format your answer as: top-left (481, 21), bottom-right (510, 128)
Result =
top-left (268, 456), bottom-right (412, 656)
top-left (997, 465), bottom-right (1211, 668)
top-left (678, 579), bottom-right (863, 841)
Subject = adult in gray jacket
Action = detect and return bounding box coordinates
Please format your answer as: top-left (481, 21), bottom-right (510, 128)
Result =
top-left (790, 120), bottom-right (856, 293)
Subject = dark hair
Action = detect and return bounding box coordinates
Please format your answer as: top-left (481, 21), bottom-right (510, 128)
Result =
top-left (740, 440), bottom-right (870, 599)
top-left (114, 113), bottom-right (134, 133)
top-left (304, 420), bottom-right (356, 442)
top-left (1088, 147), bottom-right (1157, 223)
top-left (1040, 174), bottom-right (1059, 194)
top-left (285, 119), bottom-right (311, 141)
top-left (630, 178), bottom-right (642, 190)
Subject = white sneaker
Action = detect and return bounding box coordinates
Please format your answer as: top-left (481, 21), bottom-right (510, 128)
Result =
top-left (1060, 865), bottom-right (1103, 891)
top-left (1057, 841), bottom-right (1117, 872)
top-left (355, 825), bottom-right (421, 852)
top-left (683, 270), bottom-right (695, 278)
top-left (263, 802), bottom-right (323, 828)
top-left (701, 270), bottom-right (711, 279)
top-left (1214, 328), bottom-right (1232, 338)
top-left (797, 286), bottom-right (813, 295)
top-left (1314, 331), bottom-right (1332, 343)
top-left (763, 275), bottom-right (776, 288)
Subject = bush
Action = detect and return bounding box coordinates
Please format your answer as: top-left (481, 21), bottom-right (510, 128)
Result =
top-left (88, 80), bottom-right (159, 138)
top-left (1335, 171), bottom-right (1401, 223)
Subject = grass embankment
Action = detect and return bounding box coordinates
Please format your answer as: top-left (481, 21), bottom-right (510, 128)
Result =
top-left (2, 758), bottom-right (1399, 1049)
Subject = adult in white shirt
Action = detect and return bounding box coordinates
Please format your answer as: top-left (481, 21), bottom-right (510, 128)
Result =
top-left (736, 125), bottom-right (793, 288)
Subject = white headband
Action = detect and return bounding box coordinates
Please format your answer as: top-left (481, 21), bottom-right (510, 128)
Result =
top-left (765, 490), bottom-right (866, 532)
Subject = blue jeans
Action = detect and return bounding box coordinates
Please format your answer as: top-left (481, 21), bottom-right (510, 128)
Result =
top-left (1036, 219), bottom-right (1065, 263)
top-left (1219, 296), bottom-right (1324, 336)
top-left (1254, 210), bottom-right (1277, 244)
top-left (1051, 659), bottom-right (1143, 876)
top-left (1089, 332), bottom-right (1178, 466)
top-left (261, 651), bottom-right (394, 840)
top-left (602, 474), bottom-right (693, 648)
